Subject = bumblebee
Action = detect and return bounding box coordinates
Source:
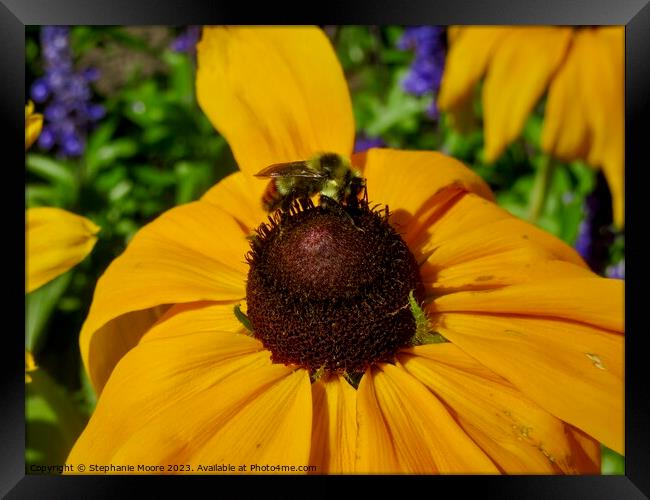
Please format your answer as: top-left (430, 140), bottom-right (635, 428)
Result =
top-left (255, 153), bottom-right (366, 212)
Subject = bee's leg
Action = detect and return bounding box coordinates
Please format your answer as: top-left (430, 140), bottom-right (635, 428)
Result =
top-left (280, 191), bottom-right (307, 214)
top-left (344, 177), bottom-right (367, 209)
top-left (318, 194), bottom-right (340, 211)
top-left (320, 195), bottom-right (364, 231)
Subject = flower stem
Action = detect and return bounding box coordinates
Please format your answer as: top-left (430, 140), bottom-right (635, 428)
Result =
top-left (527, 155), bottom-right (556, 223)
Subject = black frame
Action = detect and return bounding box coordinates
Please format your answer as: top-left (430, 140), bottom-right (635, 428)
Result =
top-left (5, 0), bottom-right (649, 497)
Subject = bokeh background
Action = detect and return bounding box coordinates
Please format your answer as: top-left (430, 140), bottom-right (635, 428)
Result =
top-left (25, 25), bottom-right (624, 473)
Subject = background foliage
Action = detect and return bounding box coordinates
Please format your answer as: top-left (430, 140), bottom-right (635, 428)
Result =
top-left (25, 26), bottom-right (624, 473)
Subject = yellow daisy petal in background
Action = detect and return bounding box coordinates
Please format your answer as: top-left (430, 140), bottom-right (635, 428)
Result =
top-left (437, 27), bottom-right (511, 116)
top-left (25, 348), bottom-right (38, 383)
top-left (482, 27), bottom-right (572, 162)
top-left (25, 101), bottom-right (43, 150)
top-left (26, 207), bottom-right (99, 294)
top-left (196, 26), bottom-right (355, 178)
top-left (439, 26), bottom-right (625, 226)
top-left (541, 31), bottom-right (592, 168)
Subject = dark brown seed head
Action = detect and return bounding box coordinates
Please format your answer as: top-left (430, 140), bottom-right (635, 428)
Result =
top-left (246, 199), bottom-right (422, 375)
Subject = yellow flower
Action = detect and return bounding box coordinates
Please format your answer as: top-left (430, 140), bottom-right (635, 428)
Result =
top-left (438, 27), bottom-right (624, 227)
top-left (66, 27), bottom-right (622, 474)
top-left (24, 102), bottom-right (100, 294)
top-left (26, 207), bottom-right (100, 293)
top-left (25, 349), bottom-right (38, 383)
top-left (25, 101), bottom-right (43, 150)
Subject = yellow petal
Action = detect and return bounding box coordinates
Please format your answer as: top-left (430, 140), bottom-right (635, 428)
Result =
top-left (201, 171), bottom-right (267, 233)
top-left (196, 26), bottom-right (354, 178)
top-left (541, 27), bottom-right (624, 227)
top-left (25, 101), bottom-right (43, 150)
top-left (67, 303), bottom-right (279, 468)
top-left (432, 274), bottom-right (624, 332)
top-left (568, 425), bottom-right (601, 471)
top-left (418, 193), bottom-right (587, 293)
top-left (355, 367), bottom-right (402, 473)
top-left (357, 364), bottom-right (498, 473)
top-left (145, 300), bottom-right (248, 341)
top-left (310, 375), bottom-right (357, 473)
top-left (582, 28), bottom-right (624, 227)
top-left (26, 207), bottom-right (99, 293)
top-left (80, 201), bottom-right (249, 394)
top-left (438, 27), bottom-right (511, 113)
top-left (541, 32), bottom-right (592, 164)
top-left (85, 300), bottom-right (247, 396)
top-left (434, 313), bottom-right (623, 454)
top-left (25, 349), bottom-right (38, 383)
top-left (482, 27), bottom-right (572, 162)
top-left (360, 148), bottom-right (493, 251)
top-left (190, 369), bottom-right (312, 473)
top-left (400, 344), bottom-right (599, 473)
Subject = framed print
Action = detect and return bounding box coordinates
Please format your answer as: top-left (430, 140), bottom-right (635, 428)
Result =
top-left (3, 0), bottom-right (648, 496)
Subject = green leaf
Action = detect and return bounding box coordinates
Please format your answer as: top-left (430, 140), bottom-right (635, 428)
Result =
top-left (174, 161), bottom-right (213, 205)
top-left (25, 185), bottom-right (61, 208)
top-left (86, 138), bottom-right (138, 179)
top-left (163, 50), bottom-right (194, 106)
top-left (522, 113), bottom-right (543, 148)
top-left (94, 166), bottom-right (127, 194)
top-left (26, 154), bottom-right (76, 190)
top-left (365, 74), bottom-right (430, 136)
top-left (133, 165), bottom-right (177, 188)
top-left (25, 271), bottom-right (73, 353)
top-left (601, 445), bottom-right (625, 475)
top-left (26, 367), bottom-right (87, 468)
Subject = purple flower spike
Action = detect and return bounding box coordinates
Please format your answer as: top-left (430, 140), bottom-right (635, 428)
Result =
top-left (30, 78), bottom-right (50, 103)
top-left (37, 127), bottom-right (56, 150)
top-left (32, 26), bottom-right (104, 158)
top-left (397, 26), bottom-right (447, 118)
top-left (354, 135), bottom-right (386, 153)
top-left (605, 259), bottom-right (625, 280)
top-left (62, 132), bottom-right (84, 157)
top-left (171, 26), bottom-right (201, 54)
top-left (574, 172), bottom-right (615, 275)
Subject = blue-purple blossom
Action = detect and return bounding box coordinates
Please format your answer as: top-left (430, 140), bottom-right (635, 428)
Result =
top-left (397, 26), bottom-right (446, 119)
top-left (606, 259), bottom-right (625, 279)
top-left (171, 26), bottom-right (201, 54)
top-left (30, 26), bottom-right (104, 157)
top-left (574, 172), bottom-right (615, 274)
top-left (354, 135), bottom-right (385, 153)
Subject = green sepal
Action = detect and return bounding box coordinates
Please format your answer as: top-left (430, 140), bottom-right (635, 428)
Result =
top-left (311, 366), bottom-right (326, 383)
top-left (233, 304), bottom-right (253, 335)
top-left (408, 290), bottom-right (447, 345)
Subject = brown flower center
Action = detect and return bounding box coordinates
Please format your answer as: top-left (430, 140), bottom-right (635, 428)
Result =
top-left (245, 199), bottom-right (422, 375)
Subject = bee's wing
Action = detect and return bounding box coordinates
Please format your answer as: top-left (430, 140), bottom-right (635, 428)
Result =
top-left (254, 161), bottom-right (326, 179)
